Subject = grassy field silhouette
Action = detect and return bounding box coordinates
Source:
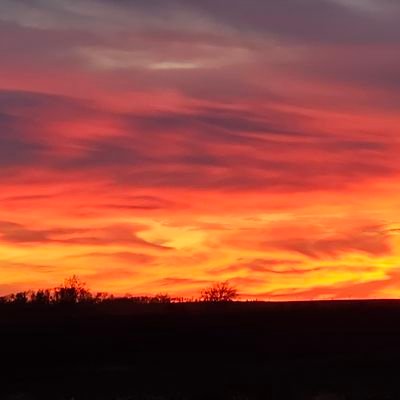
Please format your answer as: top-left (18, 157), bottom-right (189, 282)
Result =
top-left (2, 280), bottom-right (400, 399)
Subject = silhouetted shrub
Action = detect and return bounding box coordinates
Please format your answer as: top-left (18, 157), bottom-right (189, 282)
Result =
top-left (53, 276), bottom-right (93, 304)
top-left (201, 281), bottom-right (238, 302)
top-left (0, 277), bottom-right (241, 306)
top-left (94, 292), bottom-right (113, 303)
top-left (12, 291), bottom-right (30, 305)
top-left (30, 289), bottom-right (52, 305)
top-left (150, 294), bottom-right (172, 304)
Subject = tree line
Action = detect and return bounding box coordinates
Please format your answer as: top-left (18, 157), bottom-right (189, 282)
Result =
top-left (0, 276), bottom-right (238, 305)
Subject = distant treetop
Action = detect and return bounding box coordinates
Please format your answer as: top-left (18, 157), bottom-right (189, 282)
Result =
top-left (0, 277), bottom-right (239, 305)
top-left (201, 281), bottom-right (238, 302)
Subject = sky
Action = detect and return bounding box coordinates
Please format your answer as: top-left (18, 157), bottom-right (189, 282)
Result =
top-left (1, 0), bottom-right (400, 299)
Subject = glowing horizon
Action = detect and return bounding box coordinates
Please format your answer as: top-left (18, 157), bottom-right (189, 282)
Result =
top-left (1, 0), bottom-right (400, 300)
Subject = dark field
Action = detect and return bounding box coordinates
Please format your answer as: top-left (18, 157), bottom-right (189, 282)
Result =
top-left (2, 300), bottom-right (400, 399)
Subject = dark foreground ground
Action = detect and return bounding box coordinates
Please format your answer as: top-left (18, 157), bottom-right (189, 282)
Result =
top-left (2, 300), bottom-right (400, 399)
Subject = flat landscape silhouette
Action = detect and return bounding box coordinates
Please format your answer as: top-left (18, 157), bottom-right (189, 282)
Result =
top-left (2, 278), bottom-right (400, 399)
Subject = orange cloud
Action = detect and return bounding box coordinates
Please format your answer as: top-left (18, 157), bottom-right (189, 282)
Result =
top-left (1, 0), bottom-right (400, 299)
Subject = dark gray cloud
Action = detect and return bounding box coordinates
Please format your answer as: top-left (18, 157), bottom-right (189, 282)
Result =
top-left (132, 106), bottom-right (311, 138)
top-left (0, 89), bottom-right (103, 169)
top-left (2, 0), bottom-right (400, 110)
top-left (0, 89), bottom-right (95, 117)
top-left (0, 88), bottom-right (395, 192)
top-left (102, 195), bottom-right (176, 211)
top-left (92, 0), bottom-right (400, 45)
top-left (0, 220), bottom-right (168, 249)
top-left (3, 0), bottom-right (400, 45)
top-left (0, 111), bottom-right (46, 167)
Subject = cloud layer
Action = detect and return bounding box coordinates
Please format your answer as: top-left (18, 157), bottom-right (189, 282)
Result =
top-left (1, 0), bottom-right (400, 298)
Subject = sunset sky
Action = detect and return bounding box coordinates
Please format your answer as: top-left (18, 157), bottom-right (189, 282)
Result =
top-left (1, 0), bottom-right (400, 299)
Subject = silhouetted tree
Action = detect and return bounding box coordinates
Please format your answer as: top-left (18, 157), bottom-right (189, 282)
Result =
top-left (12, 291), bottom-right (30, 305)
top-left (94, 292), bottom-right (112, 303)
top-left (0, 278), bottom-right (239, 306)
top-left (54, 275), bottom-right (92, 304)
top-left (31, 289), bottom-right (52, 305)
top-left (150, 294), bottom-right (172, 304)
top-left (201, 281), bottom-right (238, 302)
